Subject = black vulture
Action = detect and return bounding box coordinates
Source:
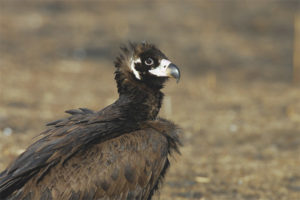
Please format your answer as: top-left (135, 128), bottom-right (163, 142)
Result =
top-left (0, 42), bottom-right (181, 200)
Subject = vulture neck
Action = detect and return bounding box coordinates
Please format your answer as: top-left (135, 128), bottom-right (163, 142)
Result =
top-left (115, 72), bottom-right (164, 122)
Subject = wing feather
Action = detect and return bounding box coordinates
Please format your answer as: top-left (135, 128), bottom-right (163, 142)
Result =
top-left (0, 110), bottom-right (180, 200)
top-left (0, 105), bottom-right (132, 199)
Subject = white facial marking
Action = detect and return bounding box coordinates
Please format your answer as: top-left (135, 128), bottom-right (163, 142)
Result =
top-left (130, 57), bottom-right (141, 80)
top-left (149, 59), bottom-right (171, 77)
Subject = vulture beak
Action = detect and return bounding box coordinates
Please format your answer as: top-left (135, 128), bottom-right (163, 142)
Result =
top-left (167, 63), bottom-right (180, 83)
top-left (149, 59), bottom-right (181, 83)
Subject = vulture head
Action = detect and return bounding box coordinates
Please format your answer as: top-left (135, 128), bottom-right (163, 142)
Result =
top-left (114, 42), bottom-right (180, 92)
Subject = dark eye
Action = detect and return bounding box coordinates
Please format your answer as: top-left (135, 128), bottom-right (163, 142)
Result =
top-left (144, 58), bottom-right (154, 66)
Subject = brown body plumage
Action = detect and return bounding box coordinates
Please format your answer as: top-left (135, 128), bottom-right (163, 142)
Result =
top-left (0, 42), bottom-right (181, 200)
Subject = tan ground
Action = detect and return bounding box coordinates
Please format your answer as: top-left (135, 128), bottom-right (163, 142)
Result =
top-left (0, 1), bottom-right (299, 200)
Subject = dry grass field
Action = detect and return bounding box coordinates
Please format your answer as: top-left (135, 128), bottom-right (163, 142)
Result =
top-left (0, 1), bottom-right (299, 199)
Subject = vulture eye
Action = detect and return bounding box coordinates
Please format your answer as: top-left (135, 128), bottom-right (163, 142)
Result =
top-left (144, 58), bottom-right (154, 66)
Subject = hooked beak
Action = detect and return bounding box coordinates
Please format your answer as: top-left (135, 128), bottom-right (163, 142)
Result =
top-left (167, 63), bottom-right (180, 83)
top-left (149, 59), bottom-right (181, 83)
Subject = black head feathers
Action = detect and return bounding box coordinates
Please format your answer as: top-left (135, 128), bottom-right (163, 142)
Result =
top-left (114, 42), bottom-right (180, 92)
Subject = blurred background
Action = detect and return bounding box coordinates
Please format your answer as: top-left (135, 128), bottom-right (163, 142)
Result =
top-left (0, 1), bottom-right (300, 199)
